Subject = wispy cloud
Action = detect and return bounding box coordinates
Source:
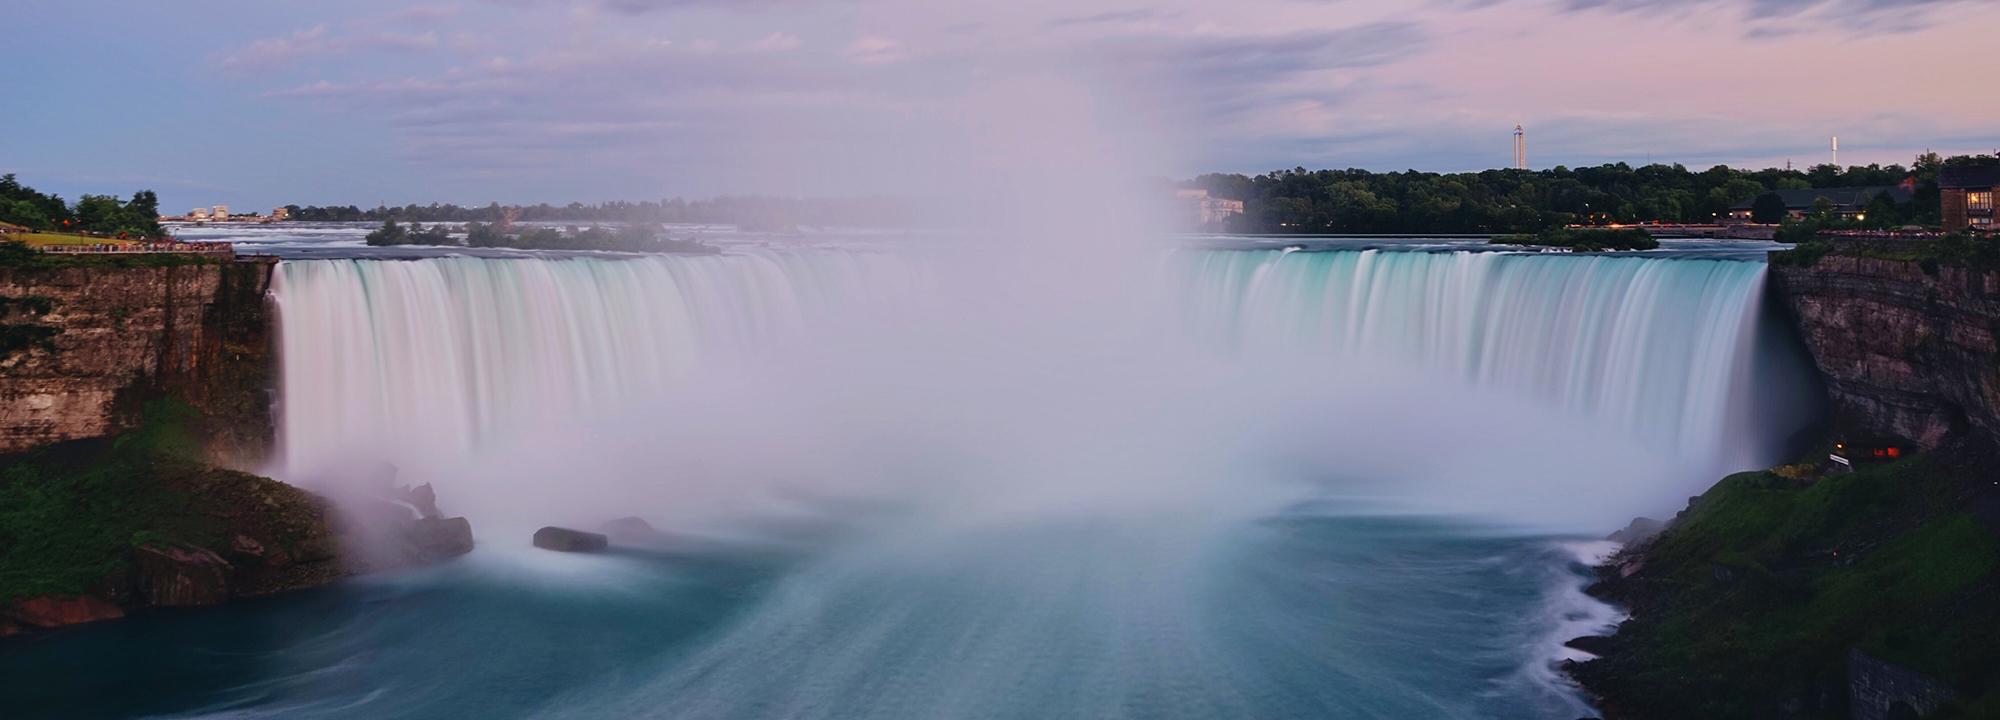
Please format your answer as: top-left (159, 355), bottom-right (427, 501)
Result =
top-left (1048, 9), bottom-right (1168, 28)
top-left (218, 25), bottom-right (441, 72)
top-left (843, 35), bottom-right (908, 65)
top-left (1555, 0), bottom-right (1974, 33)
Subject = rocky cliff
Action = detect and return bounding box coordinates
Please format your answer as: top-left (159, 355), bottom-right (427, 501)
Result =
top-left (0, 257), bottom-right (276, 467)
top-left (1769, 255), bottom-right (2000, 449)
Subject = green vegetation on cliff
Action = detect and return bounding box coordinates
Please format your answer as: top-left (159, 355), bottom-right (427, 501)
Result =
top-left (1571, 452), bottom-right (2000, 719)
top-left (0, 240), bottom-right (229, 269)
top-left (0, 401), bottom-right (332, 604)
top-left (1770, 233), bottom-right (2000, 273)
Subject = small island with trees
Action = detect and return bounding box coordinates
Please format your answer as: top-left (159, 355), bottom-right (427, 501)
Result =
top-left (363, 219), bottom-right (718, 255)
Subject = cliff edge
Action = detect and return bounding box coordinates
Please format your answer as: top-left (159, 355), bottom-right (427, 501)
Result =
top-left (1768, 254), bottom-right (2000, 449)
top-left (0, 256), bottom-right (276, 467)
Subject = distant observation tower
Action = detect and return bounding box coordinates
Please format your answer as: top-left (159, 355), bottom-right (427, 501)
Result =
top-left (1513, 125), bottom-right (1527, 170)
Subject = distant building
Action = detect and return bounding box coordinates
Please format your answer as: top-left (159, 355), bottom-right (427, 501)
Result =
top-left (212, 205), bottom-right (230, 220)
top-left (1513, 125), bottom-right (1526, 170)
top-left (1940, 165), bottom-right (2000, 232)
top-left (1177, 189), bottom-right (1246, 227)
top-left (270, 207), bottom-right (290, 221)
top-left (189, 207), bottom-right (211, 220)
top-left (1723, 186), bottom-right (1912, 224)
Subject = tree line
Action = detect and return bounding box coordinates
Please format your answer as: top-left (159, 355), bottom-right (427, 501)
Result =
top-left (1188, 154), bottom-right (1999, 234)
top-left (365, 220), bottom-right (716, 254)
top-left (0, 175), bottom-right (163, 237)
top-left (289, 196), bottom-right (910, 229)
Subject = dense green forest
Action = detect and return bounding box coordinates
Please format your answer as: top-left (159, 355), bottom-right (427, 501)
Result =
top-left (1190, 154), bottom-right (2000, 234)
top-left (0, 175), bottom-right (162, 237)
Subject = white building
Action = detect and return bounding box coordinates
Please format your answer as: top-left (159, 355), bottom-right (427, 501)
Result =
top-left (189, 207), bottom-right (211, 220)
top-left (1177, 189), bottom-right (1246, 227)
top-left (212, 205), bottom-right (230, 220)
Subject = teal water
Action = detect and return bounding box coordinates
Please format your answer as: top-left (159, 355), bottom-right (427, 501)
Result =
top-left (0, 504), bottom-right (1612, 719)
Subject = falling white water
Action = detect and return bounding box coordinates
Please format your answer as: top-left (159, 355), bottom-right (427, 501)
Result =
top-left (272, 246), bottom-right (1806, 518)
top-left (1176, 248), bottom-right (1786, 472)
top-left (273, 250), bottom-right (926, 477)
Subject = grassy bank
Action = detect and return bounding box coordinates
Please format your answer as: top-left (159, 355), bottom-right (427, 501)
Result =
top-left (0, 240), bottom-right (227, 269)
top-left (0, 401), bottom-right (330, 604)
top-left (1771, 233), bottom-right (2000, 273)
top-left (1571, 451), bottom-right (2000, 718)
top-left (14, 232), bottom-right (129, 248)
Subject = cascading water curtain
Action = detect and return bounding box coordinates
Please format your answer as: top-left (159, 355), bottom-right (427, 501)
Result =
top-left (1175, 248), bottom-right (1783, 469)
top-left (273, 247), bottom-right (1796, 480)
top-left (272, 251), bottom-right (924, 475)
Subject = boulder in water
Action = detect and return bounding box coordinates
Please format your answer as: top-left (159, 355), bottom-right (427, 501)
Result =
top-left (398, 483), bottom-right (442, 519)
top-left (599, 516), bottom-right (665, 545)
top-left (534, 526), bottom-right (609, 553)
top-left (407, 517), bottom-right (476, 560)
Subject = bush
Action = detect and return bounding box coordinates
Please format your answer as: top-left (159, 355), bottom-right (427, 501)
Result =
top-left (1770, 241), bottom-right (1832, 267)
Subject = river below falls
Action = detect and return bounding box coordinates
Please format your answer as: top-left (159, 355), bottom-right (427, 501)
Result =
top-left (0, 499), bottom-right (1617, 719)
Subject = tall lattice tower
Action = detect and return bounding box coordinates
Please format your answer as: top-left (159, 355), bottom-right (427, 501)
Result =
top-left (1512, 125), bottom-right (1527, 170)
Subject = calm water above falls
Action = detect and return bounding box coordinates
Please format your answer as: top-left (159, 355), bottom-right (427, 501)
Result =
top-left (0, 239), bottom-right (1815, 720)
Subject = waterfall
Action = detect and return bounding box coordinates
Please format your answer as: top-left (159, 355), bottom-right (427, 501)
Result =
top-left (272, 247), bottom-right (1804, 483)
top-left (1177, 248), bottom-right (1796, 470)
top-left (272, 250), bottom-right (925, 475)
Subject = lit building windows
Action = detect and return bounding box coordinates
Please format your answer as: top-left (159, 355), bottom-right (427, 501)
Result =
top-left (1971, 191), bottom-right (1995, 212)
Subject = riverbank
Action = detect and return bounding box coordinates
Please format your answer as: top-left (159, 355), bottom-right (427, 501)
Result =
top-left (0, 400), bottom-right (475, 638)
top-left (1566, 445), bottom-right (2000, 719)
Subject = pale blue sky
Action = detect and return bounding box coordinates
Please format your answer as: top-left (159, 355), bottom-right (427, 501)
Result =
top-left (3, 0), bottom-right (1997, 212)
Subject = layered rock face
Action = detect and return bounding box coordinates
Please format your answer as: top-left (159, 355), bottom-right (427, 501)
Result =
top-left (1769, 255), bottom-right (2000, 449)
top-left (0, 258), bottom-right (276, 466)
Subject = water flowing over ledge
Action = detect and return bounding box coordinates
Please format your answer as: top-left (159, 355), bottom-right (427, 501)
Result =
top-left (1177, 248), bottom-right (1800, 471)
top-left (275, 247), bottom-right (1807, 479)
top-left (273, 251), bottom-right (925, 474)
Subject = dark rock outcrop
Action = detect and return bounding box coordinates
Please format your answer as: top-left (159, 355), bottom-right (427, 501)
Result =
top-left (1770, 256), bottom-right (2000, 449)
top-left (400, 517), bottom-right (475, 559)
top-left (1, 595), bottom-right (125, 636)
top-left (1849, 649), bottom-right (1959, 720)
top-left (600, 516), bottom-right (666, 545)
top-left (334, 497), bottom-right (476, 573)
top-left (534, 527), bottom-right (609, 553)
top-left (132, 544), bottom-right (232, 607)
top-left (404, 483), bottom-right (441, 519)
